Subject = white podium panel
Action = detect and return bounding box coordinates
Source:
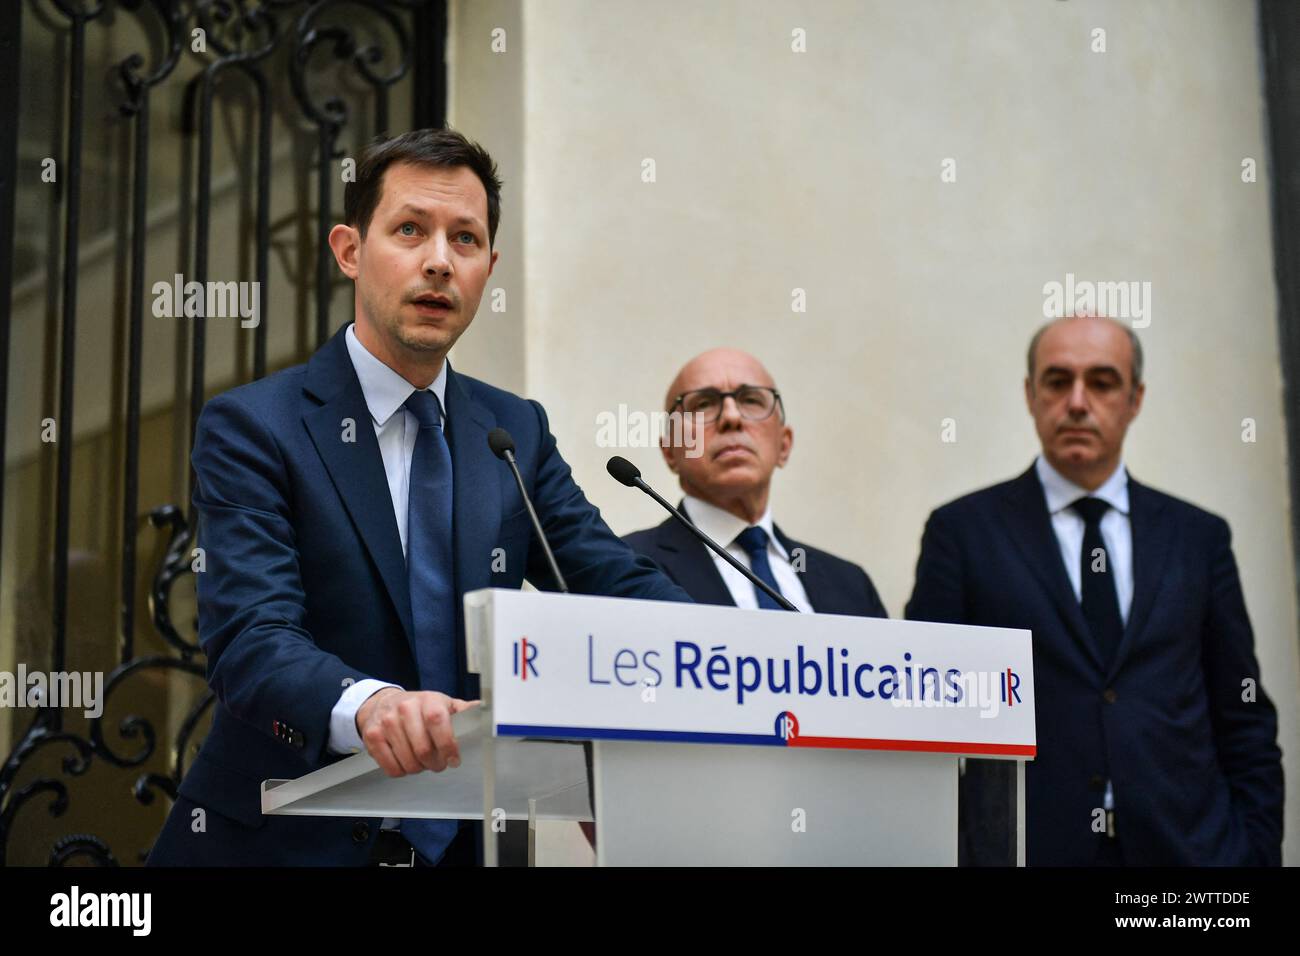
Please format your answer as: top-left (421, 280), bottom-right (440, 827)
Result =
top-left (471, 589), bottom-right (1036, 759)
top-left (593, 740), bottom-right (956, 866)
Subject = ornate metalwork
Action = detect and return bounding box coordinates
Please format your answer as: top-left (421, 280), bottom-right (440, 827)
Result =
top-left (118, 0), bottom-right (185, 666)
top-left (290, 0), bottom-right (417, 345)
top-left (0, 0), bottom-right (438, 866)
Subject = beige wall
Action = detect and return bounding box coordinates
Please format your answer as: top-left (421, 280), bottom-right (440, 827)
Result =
top-left (451, 0), bottom-right (1300, 863)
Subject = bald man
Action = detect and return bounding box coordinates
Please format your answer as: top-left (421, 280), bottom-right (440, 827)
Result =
top-left (906, 316), bottom-right (1283, 867)
top-left (623, 348), bottom-right (887, 618)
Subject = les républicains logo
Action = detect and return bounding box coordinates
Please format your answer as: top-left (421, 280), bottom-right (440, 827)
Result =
top-left (512, 637), bottom-right (539, 680)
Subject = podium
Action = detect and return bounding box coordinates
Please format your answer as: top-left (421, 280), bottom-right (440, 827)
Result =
top-left (262, 589), bottom-right (1036, 865)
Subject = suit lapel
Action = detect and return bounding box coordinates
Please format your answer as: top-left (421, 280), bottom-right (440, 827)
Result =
top-left (443, 366), bottom-right (501, 602)
top-left (1000, 465), bottom-right (1103, 672)
top-left (773, 525), bottom-right (823, 612)
top-left (1107, 476), bottom-right (1172, 679)
top-left (302, 327), bottom-right (415, 652)
top-left (654, 510), bottom-right (734, 606)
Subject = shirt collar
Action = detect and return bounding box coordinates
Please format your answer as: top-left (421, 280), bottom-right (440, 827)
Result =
top-left (1034, 454), bottom-right (1130, 516)
top-left (345, 322), bottom-right (449, 426)
top-left (681, 493), bottom-right (787, 559)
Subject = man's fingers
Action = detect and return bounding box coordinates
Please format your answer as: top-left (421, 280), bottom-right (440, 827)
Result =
top-left (362, 692), bottom-right (468, 775)
top-left (367, 735), bottom-right (402, 778)
top-left (399, 699), bottom-right (439, 771)
top-left (380, 709), bottom-right (424, 775)
top-left (423, 696), bottom-right (460, 769)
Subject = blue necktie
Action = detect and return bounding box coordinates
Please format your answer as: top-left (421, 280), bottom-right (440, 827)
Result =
top-left (399, 389), bottom-right (459, 864)
top-left (734, 525), bottom-right (785, 610)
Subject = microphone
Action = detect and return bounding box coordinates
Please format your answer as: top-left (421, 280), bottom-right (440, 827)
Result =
top-left (605, 456), bottom-right (798, 612)
top-left (487, 428), bottom-right (568, 593)
top-left (490, 429), bottom-right (593, 823)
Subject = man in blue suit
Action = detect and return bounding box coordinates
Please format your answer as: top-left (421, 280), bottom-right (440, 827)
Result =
top-left (624, 348), bottom-right (887, 618)
top-left (146, 128), bottom-right (689, 867)
top-left (905, 315), bottom-right (1283, 866)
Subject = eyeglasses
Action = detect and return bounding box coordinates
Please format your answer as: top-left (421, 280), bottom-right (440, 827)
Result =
top-left (671, 385), bottom-right (784, 424)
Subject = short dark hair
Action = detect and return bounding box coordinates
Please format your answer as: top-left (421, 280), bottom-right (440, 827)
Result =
top-left (343, 127), bottom-right (502, 248)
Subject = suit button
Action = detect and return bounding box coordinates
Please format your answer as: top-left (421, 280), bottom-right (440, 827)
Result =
top-left (352, 822), bottom-right (370, 844)
top-left (1102, 688), bottom-right (1118, 704)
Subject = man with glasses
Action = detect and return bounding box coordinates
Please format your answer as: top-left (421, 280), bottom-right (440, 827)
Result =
top-left (624, 348), bottom-right (887, 617)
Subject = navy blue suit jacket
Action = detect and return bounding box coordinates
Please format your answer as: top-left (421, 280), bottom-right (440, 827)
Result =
top-left (623, 511), bottom-right (889, 618)
top-left (147, 325), bottom-right (690, 866)
top-left (904, 465), bottom-right (1283, 866)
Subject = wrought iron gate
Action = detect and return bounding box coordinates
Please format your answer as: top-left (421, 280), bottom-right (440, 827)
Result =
top-left (0, 0), bottom-right (446, 866)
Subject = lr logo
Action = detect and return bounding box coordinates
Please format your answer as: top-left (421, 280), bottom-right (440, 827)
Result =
top-left (512, 637), bottom-right (538, 680)
top-left (774, 711), bottom-right (799, 741)
top-left (1001, 667), bottom-right (1022, 707)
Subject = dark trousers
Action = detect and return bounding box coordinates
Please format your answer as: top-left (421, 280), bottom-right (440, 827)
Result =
top-left (369, 822), bottom-right (478, 867)
top-left (368, 820), bottom-right (529, 867)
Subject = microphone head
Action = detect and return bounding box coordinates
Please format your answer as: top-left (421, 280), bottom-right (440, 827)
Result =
top-left (487, 428), bottom-right (516, 460)
top-left (606, 456), bottom-right (642, 487)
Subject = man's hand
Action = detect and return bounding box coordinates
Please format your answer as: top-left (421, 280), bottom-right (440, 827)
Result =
top-left (355, 688), bottom-right (480, 777)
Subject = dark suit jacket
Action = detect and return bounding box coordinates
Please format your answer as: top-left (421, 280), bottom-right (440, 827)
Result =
top-left (623, 510), bottom-right (888, 618)
top-left (904, 464), bottom-right (1283, 866)
top-left (146, 324), bottom-right (690, 866)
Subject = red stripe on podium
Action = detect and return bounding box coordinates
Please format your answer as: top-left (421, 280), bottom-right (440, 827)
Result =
top-left (789, 736), bottom-right (1035, 757)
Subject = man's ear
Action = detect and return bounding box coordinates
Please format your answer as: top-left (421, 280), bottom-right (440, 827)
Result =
top-left (1023, 376), bottom-right (1034, 411)
top-left (1129, 381), bottom-right (1146, 417)
top-left (488, 248), bottom-right (499, 276)
top-left (660, 436), bottom-right (678, 473)
top-left (777, 425), bottom-right (793, 468)
top-left (328, 224), bottom-right (361, 279)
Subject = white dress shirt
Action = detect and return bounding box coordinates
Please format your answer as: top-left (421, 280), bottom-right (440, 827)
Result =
top-left (680, 494), bottom-right (814, 613)
top-left (325, 322), bottom-right (448, 757)
top-left (1034, 454), bottom-right (1133, 813)
top-left (1034, 455), bottom-right (1133, 624)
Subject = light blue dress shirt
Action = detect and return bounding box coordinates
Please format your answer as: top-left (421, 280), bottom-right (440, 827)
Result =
top-left (326, 322), bottom-right (448, 756)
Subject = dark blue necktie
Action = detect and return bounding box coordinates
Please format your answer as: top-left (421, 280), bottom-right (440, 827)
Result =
top-left (400, 389), bottom-right (459, 864)
top-left (734, 525), bottom-right (785, 610)
top-left (1070, 496), bottom-right (1124, 669)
